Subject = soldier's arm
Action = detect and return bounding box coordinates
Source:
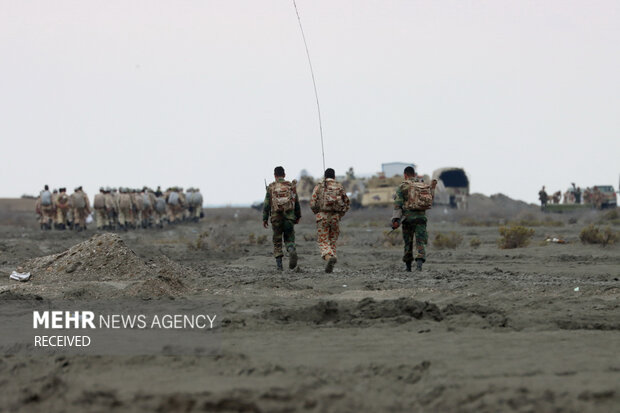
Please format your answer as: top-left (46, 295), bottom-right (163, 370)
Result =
top-left (392, 185), bottom-right (405, 222)
top-left (341, 186), bottom-right (350, 213)
top-left (262, 188), bottom-right (271, 222)
top-left (310, 184), bottom-right (320, 214)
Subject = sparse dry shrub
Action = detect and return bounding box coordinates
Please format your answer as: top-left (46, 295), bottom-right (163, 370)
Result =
top-left (256, 234), bottom-right (267, 245)
top-left (579, 225), bottom-right (618, 246)
top-left (498, 225), bottom-right (535, 249)
top-left (433, 232), bottom-right (463, 249)
top-left (192, 227), bottom-right (240, 252)
top-left (382, 230), bottom-right (403, 247)
top-left (303, 233), bottom-right (317, 242)
top-left (469, 237), bottom-right (481, 248)
top-left (598, 209), bottom-right (620, 225)
top-left (248, 233), bottom-right (256, 245)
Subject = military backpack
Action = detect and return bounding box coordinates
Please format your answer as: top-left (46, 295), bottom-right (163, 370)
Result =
top-left (320, 180), bottom-right (347, 212)
top-left (404, 180), bottom-right (434, 210)
top-left (168, 192), bottom-right (180, 206)
top-left (142, 194), bottom-right (152, 209)
top-left (40, 190), bottom-right (52, 206)
top-left (73, 193), bottom-right (86, 209)
top-left (93, 194), bottom-right (105, 209)
top-left (270, 180), bottom-right (295, 213)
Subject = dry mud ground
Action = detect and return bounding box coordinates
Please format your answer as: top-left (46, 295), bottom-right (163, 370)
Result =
top-left (0, 199), bottom-right (619, 412)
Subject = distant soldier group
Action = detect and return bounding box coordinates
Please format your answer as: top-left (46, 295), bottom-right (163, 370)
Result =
top-left (36, 185), bottom-right (203, 231)
top-left (539, 183), bottom-right (607, 210)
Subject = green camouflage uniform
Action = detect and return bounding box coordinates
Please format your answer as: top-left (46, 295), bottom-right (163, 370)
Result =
top-left (263, 178), bottom-right (301, 258)
top-left (393, 178), bottom-right (428, 263)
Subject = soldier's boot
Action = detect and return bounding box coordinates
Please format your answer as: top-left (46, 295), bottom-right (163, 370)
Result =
top-left (276, 257), bottom-right (283, 271)
top-left (415, 259), bottom-right (423, 271)
top-left (325, 256), bottom-right (337, 273)
top-left (405, 261), bottom-right (412, 272)
top-left (59, 223), bottom-right (65, 230)
top-left (75, 224), bottom-right (82, 232)
top-left (288, 247), bottom-right (298, 269)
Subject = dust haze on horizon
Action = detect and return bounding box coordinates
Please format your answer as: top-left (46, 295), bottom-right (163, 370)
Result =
top-left (1, 1), bottom-right (618, 206)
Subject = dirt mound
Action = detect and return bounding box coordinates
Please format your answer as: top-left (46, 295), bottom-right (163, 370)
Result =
top-left (21, 233), bottom-right (148, 282)
top-left (18, 233), bottom-right (192, 297)
top-left (265, 297), bottom-right (443, 325)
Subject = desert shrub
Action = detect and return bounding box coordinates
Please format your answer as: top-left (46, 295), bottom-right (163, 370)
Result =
top-left (498, 225), bottom-right (535, 249)
top-left (579, 225), bottom-right (618, 246)
top-left (433, 232), bottom-right (463, 249)
top-left (248, 233), bottom-right (256, 245)
top-left (469, 237), bottom-right (481, 248)
top-left (382, 230), bottom-right (403, 247)
top-left (568, 217), bottom-right (578, 225)
top-left (598, 209), bottom-right (620, 225)
top-left (303, 233), bottom-right (317, 242)
top-left (256, 234), bottom-right (267, 245)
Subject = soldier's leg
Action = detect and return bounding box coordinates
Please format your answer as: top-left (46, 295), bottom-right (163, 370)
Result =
top-left (413, 219), bottom-right (428, 262)
top-left (401, 220), bottom-right (415, 263)
top-left (282, 219), bottom-right (297, 269)
top-left (271, 219), bottom-right (284, 258)
top-left (328, 214), bottom-right (341, 259)
top-left (316, 216), bottom-right (333, 259)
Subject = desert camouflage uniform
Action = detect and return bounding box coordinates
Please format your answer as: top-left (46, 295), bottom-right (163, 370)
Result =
top-left (104, 190), bottom-right (117, 229)
top-left (93, 191), bottom-right (108, 229)
top-left (310, 179), bottom-right (350, 259)
top-left (117, 190), bottom-right (133, 228)
top-left (262, 178), bottom-right (301, 258)
top-left (71, 189), bottom-right (91, 230)
top-left (38, 190), bottom-right (55, 226)
top-left (393, 177), bottom-right (429, 263)
top-left (55, 191), bottom-right (71, 228)
top-left (132, 190), bottom-right (144, 227)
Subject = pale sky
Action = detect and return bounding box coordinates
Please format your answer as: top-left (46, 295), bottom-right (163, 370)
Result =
top-left (1, 0), bottom-right (618, 205)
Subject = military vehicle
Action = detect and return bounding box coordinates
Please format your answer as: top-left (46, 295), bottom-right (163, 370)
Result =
top-left (431, 168), bottom-right (470, 209)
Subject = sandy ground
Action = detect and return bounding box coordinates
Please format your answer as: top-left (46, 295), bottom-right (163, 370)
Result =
top-left (0, 199), bottom-right (619, 412)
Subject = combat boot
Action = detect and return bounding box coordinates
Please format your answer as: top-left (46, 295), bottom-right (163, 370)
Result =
top-left (288, 247), bottom-right (298, 269)
top-left (405, 261), bottom-right (412, 272)
top-left (325, 256), bottom-right (337, 273)
top-left (415, 259), bottom-right (423, 271)
top-left (276, 257), bottom-right (283, 271)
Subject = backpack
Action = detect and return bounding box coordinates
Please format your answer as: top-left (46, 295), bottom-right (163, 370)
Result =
top-left (168, 192), bottom-right (179, 206)
top-left (41, 191), bottom-right (52, 206)
top-left (73, 193), bottom-right (86, 209)
top-left (155, 197), bottom-right (166, 213)
top-left (93, 194), bottom-right (105, 209)
top-left (133, 194), bottom-right (144, 210)
top-left (142, 194), bottom-right (152, 208)
top-left (119, 194), bottom-right (132, 210)
top-left (404, 180), bottom-right (434, 210)
top-left (320, 180), bottom-right (346, 212)
top-left (270, 181), bottom-right (295, 213)
top-left (192, 192), bottom-right (203, 207)
top-left (57, 193), bottom-right (69, 210)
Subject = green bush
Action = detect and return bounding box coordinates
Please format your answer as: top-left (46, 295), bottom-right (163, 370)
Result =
top-left (469, 237), bottom-right (482, 248)
top-left (433, 232), bottom-right (463, 249)
top-left (498, 225), bottom-right (535, 249)
top-left (579, 225), bottom-right (618, 246)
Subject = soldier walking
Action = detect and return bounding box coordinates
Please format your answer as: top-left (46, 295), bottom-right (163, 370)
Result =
top-left (262, 166), bottom-right (301, 270)
top-left (310, 168), bottom-right (350, 273)
top-left (38, 185), bottom-right (55, 230)
top-left (55, 188), bottom-right (71, 230)
top-left (71, 186), bottom-right (91, 232)
top-left (93, 188), bottom-right (108, 230)
top-left (538, 186), bottom-right (548, 210)
top-left (391, 166), bottom-right (437, 272)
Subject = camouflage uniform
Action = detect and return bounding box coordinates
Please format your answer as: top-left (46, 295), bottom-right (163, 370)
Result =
top-left (393, 177), bottom-right (429, 263)
top-left (104, 189), bottom-right (118, 229)
top-left (117, 189), bottom-right (133, 229)
top-left (55, 190), bottom-right (71, 228)
top-left (71, 189), bottom-right (91, 230)
top-left (262, 178), bottom-right (301, 258)
top-left (93, 190), bottom-right (108, 229)
top-left (38, 190), bottom-right (55, 227)
top-left (310, 179), bottom-right (350, 259)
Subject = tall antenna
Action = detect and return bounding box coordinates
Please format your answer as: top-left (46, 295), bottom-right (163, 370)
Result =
top-left (292, 0), bottom-right (325, 172)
